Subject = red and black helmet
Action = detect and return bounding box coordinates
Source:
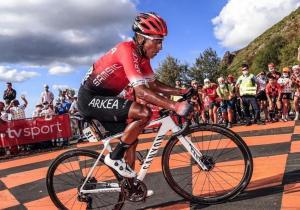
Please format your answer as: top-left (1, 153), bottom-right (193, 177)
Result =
top-left (132, 12), bottom-right (168, 36)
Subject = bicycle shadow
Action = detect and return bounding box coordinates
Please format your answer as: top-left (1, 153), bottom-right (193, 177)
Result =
top-left (140, 169), bottom-right (300, 209)
top-left (191, 169), bottom-right (300, 209)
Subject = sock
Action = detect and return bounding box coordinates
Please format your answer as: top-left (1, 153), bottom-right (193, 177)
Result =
top-left (110, 141), bottom-right (131, 160)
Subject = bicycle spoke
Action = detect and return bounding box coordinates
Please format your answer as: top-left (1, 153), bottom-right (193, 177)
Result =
top-left (164, 124), bottom-right (252, 203)
top-left (213, 166), bottom-right (241, 182)
top-left (170, 157), bottom-right (191, 164)
top-left (56, 167), bottom-right (81, 185)
top-left (211, 133), bottom-right (225, 158)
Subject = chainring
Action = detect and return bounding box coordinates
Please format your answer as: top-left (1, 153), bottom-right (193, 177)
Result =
top-left (120, 179), bottom-right (147, 202)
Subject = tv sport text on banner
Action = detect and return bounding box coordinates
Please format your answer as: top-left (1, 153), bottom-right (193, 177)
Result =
top-left (0, 114), bottom-right (72, 147)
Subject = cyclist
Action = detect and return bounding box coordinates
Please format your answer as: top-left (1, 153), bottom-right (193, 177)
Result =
top-left (291, 65), bottom-right (300, 120)
top-left (78, 12), bottom-right (192, 180)
top-left (256, 71), bottom-right (269, 122)
top-left (202, 78), bottom-right (219, 124)
top-left (277, 67), bottom-right (292, 121)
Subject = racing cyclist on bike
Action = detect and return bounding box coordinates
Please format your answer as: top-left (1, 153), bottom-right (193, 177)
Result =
top-left (78, 12), bottom-right (192, 180)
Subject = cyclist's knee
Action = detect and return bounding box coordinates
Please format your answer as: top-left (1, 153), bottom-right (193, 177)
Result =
top-left (129, 102), bottom-right (152, 121)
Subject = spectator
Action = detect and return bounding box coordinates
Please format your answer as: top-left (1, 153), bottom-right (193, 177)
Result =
top-left (3, 82), bottom-right (16, 106)
top-left (32, 103), bottom-right (43, 118)
top-left (256, 71), bottom-right (269, 122)
top-left (171, 79), bottom-right (184, 126)
top-left (190, 80), bottom-right (203, 124)
top-left (267, 63), bottom-right (281, 81)
top-left (0, 101), bottom-right (8, 122)
top-left (69, 95), bottom-right (79, 114)
top-left (277, 67), bottom-right (292, 121)
top-left (55, 97), bottom-right (71, 115)
top-left (216, 77), bottom-right (234, 128)
top-left (236, 64), bottom-right (263, 126)
top-left (202, 78), bottom-right (219, 124)
top-left (227, 75), bottom-right (243, 123)
top-left (40, 84), bottom-right (54, 105)
top-left (291, 65), bottom-right (300, 120)
top-left (7, 95), bottom-right (28, 120)
top-left (266, 76), bottom-right (282, 122)
top-left (40, 101), bottom-right (55, 117)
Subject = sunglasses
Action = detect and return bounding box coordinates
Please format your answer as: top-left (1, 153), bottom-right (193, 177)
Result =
top-left (137, 32), bottom-right (164, 44)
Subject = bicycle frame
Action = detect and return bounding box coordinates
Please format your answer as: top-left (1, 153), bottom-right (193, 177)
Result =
top-left (79, 115), bottom-right (209, 194)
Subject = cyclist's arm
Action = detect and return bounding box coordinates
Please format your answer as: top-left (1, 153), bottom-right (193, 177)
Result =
top-left (148, 80), bottom-right (182, 97)
top-left (134, 85), bottom-right (176, 111)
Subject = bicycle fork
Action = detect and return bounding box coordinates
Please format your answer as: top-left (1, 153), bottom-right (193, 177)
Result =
top-left (177, 135), bottom-right (210, 171)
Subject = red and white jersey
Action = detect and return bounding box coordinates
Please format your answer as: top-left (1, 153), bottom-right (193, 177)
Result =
top-left (82, 41), bottom-right (155, 96)
top-left (277, 77), bottom-right (292, 93)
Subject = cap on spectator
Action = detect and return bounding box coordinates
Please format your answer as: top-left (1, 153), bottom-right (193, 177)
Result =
top-left (73, 94), bottom-right (78, 98)
top-left (0, 101), bottom-right (5, 106)
top-left (6, 82), bottom-right (12, 85)
top-left (241, 63), bottom-right (249, 70)
top-left (204, 78), bottom-right (210, 83)
top-left (282, 67), bottom-right (290, 73)
top-left (44, 84), bottom-right (49, 88)
top-left (268, 63), bottom-right (275, 67)
top-left (292, 65), bottom-right (300, 70)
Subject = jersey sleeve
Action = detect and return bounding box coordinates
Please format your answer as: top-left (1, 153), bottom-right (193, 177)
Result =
top-left (117, 43), bottom-right (155, 87)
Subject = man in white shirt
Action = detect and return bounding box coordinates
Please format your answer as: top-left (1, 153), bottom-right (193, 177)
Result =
top-left (40, 84), bottom-right (54, 105)
top-left (8, 95), bottom-right (28, 120)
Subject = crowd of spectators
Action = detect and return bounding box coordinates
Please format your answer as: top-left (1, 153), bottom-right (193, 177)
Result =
top-left (0, 83), bottom-right (80, 156)
top-left (123, 63), bottom-right (300, 129)
top-left (173, 63), bottom-right (300, 128)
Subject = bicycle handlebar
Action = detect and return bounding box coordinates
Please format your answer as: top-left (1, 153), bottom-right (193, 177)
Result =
top-left (159, 87), bottom-right (197, 135)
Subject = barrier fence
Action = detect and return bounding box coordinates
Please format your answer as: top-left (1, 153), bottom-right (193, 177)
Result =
top-left (0, 114), bottom-right (72, 148)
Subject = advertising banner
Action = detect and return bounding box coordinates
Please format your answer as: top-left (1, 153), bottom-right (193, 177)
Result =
top-left (0, 114), bottom-right (72, 148)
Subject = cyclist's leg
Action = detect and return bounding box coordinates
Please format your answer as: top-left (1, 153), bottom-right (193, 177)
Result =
top-left (106, 102), bottom-right (151, 177)
top-left (124, 140), bottom-right (138, 169)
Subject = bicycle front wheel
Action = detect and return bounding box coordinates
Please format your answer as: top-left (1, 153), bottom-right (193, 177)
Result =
top-left (46, 149), bottom-right (124, 210)
top-left (162, 124), bottom-right (253, 204)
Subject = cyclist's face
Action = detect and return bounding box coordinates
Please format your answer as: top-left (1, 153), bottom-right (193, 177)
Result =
top-left (143, 36), bottom-right (163, 59)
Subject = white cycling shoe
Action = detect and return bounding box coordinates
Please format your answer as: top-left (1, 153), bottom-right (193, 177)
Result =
top-left (104, 155), bottom-right (136, 178)
top-left (146, 189), bottom-right (154, 197)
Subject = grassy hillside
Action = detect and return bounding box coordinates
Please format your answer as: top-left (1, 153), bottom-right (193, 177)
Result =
top-left (226, 7), bottom-right (300, 75)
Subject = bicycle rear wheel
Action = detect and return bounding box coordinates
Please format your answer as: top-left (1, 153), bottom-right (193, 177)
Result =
top-left (46, 149), bottom-right (124, 210)
top-left (162, 124), bottom-right (253, 204)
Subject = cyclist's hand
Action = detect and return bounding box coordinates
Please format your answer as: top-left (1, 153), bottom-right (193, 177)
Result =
top-left (175, 101), bottom-right (193, 116)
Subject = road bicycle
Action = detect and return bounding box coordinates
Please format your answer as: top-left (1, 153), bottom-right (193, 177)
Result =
top-left (46, 98), bottom-right (253, 209)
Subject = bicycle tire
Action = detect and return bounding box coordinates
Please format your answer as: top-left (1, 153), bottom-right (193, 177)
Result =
top-left (162, 124), bottom-right (253, 204)
top-left (46, 149), bottom-right (124, 210)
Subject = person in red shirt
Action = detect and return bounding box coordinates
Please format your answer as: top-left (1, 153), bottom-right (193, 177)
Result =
top-left (202, 78), bottom-right (219, 124)
top-left (78, 12), bottom-right (192, 180)
top-left (266, 76), bottom-right (282, 122)
top-left (266, 63), bottom-right (281, 81)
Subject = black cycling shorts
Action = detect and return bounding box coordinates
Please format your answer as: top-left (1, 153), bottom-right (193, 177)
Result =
top-left (256, 90), bottom-right (267, 101)
top-left (78, 85), bottom-right (133, 134)
top-left (280, 93), bottom-right (292, 100)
